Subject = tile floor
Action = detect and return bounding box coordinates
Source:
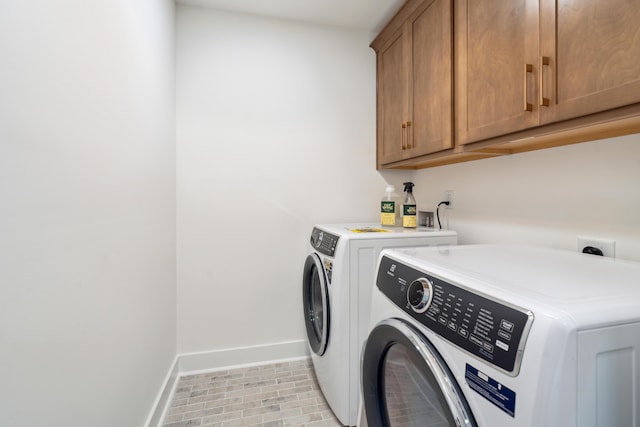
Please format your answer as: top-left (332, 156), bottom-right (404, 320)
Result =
top-left (161, 358), bottom-right (343, 427)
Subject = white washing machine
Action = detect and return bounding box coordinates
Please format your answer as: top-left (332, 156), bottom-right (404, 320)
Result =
top-left (360, 244), bottom-right (640, 427)
top-left (302, 223), bottom-right (457, 426)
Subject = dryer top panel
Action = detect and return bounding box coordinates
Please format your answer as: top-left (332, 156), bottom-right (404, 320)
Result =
top-left (381, 244), bottom-right (640, 328)
top-left (313, 223), bottom-right (457, 241)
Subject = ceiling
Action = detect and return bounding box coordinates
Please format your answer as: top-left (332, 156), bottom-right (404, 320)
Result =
top-left (176, 0), bottom-right (405, 33)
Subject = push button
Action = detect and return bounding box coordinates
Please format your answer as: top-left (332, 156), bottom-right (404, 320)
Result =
top-left (500, 319), bottom-right (515, 332)
top-left (496, 340), bottom-right (509, 352)
top-left (469, 334), bottom-right (483, 347)
top-left (498, 329), bottom-right (512, 341)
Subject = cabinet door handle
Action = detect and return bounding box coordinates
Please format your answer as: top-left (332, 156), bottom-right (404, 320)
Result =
top-left (523, 63), bottom-right (533, 111)
top-left (401, 123), bottom-right (407, 150)
top-left (539, 56), bottom-right (550, 107)
top-left (406, 121), bottom-right (412, 149)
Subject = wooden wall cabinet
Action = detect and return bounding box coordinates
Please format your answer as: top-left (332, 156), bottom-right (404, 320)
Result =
top-left (372, 0), bottom-right (640, 169)
top-left (456, 0), bottom-right (640, 145)
top-left (539, 0), bottom-right (640, 124)
top-left (371, 0), bottom-right (454, 169)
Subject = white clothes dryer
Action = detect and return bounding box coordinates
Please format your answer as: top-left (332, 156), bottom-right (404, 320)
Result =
top-left (302, 224), bottom-right (457, 426)
top-left (360, 244), bottom-right (640, 427)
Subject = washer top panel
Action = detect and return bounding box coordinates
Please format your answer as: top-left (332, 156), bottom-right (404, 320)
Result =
top-left (313, 223), bottom-right (457, 241)
top-left (381, 244), bottom-right (640, 329)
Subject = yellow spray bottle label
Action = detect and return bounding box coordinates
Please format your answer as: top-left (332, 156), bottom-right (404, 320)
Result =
top-left (402, 204), bottom-right (417, 227)
top-left (381, 201), bottom-right (396, 226)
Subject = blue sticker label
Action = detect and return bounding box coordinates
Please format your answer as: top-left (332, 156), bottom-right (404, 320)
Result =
top-left (465, 364), bottom-right (516, 417)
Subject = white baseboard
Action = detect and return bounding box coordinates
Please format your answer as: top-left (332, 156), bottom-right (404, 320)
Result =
top-left (146, 339), bottom-right (310, 426)
top-left (178, 339), bottom-right (309, 374)
top-left (145, 355), bottom-right (179, 427)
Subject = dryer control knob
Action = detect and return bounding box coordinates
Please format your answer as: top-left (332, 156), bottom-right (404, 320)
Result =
top-left (407, 278), bottom-right (433, 313)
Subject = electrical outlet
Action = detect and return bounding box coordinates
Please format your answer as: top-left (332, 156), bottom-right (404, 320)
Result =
top-left (577, 236), bottom-right (615, 258)
top-left (444, 190), bottom-right (453, 209)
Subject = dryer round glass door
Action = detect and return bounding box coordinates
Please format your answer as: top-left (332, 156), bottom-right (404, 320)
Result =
top-left (361, 319), bottom-right (476, 427)
top-left (302, 253), bottom-right (329, 356)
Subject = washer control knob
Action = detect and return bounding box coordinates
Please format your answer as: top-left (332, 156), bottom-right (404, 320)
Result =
top-left (407, 278), bottom-right (433, 313)
top-left (311, 231), bottom-right (323, 248)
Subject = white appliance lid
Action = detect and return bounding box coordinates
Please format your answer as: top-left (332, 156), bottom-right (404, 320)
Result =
top-left (383, 244), bottom-right (640, 327)
top-left (314, 223), bottom-right (457, 240)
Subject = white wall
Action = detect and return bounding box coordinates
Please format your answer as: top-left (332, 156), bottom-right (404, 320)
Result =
top-left (412, 133), bottom-right (640, 261)
top-left (176, 6), bottom-right (405, 354)
top-left (0, 1), bottom-right (176, 426)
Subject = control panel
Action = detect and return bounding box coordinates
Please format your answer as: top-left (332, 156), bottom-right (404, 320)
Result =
top-left (310, 227), bottom-right (339, 257)
top-left (377, 255), bottom-right (533, 375)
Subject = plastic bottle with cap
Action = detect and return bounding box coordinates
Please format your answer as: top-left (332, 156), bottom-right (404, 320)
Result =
top-left (380, 185), bottom-right (401, 227)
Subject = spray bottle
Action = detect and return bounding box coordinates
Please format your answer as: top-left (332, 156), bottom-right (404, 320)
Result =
top-left (380, 185), bottom-right (401, 227)
top-left (402, 182), bottom-right (417, 228)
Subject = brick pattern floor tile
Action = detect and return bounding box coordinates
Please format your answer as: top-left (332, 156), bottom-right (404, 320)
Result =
top-left (162, 359), bottom-right (343, 427)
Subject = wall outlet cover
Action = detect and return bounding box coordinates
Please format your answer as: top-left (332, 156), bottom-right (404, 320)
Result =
top-left (577, 236), bottom-right (615, 258)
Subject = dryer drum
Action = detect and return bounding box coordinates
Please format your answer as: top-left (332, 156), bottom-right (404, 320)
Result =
top-left (361, 318), bottom-right (476, 427)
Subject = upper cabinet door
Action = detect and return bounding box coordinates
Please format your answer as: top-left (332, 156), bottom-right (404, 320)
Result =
top-left (373, 0), bottom-right (453, 168)
top-left (376, 29), bottom-right (406, 165)
top-left (407, 0), bottom-right (453, 156)
top-left (539, 0), bottom-right (640, 124)
top-left (455, 0), bottom-right (539, 145)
